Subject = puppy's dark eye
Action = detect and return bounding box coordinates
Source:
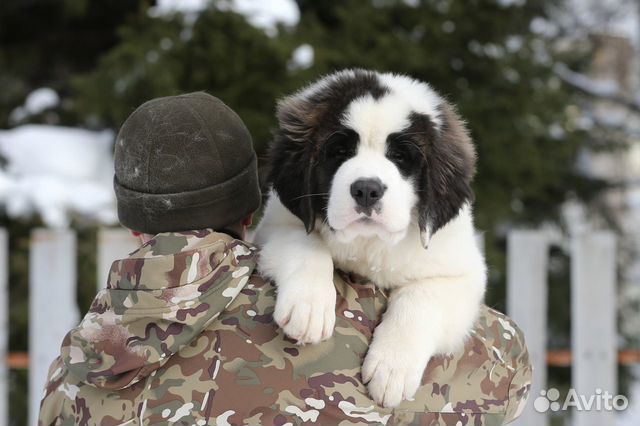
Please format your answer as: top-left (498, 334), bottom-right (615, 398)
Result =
top-left (387, 144), bottom-right (415, 165)
top-left (328, 145), bottom-right (350, 157)
top-left (386, 133), bottom-right (421, 176)
top-left (388, 149), bottom-right (410, 164)
top-left (325, 129), bottom-right (357, 160)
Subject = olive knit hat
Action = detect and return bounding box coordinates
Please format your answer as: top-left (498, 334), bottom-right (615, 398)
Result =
top-left (113, 92), bottom-right (260, 234)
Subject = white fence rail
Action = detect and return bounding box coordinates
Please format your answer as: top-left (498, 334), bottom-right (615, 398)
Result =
top-left (0, 227), bottom-right (620, 426)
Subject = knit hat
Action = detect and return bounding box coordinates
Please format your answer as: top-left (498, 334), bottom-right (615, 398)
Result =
top-left (113, 92), bottom-right (260, 234)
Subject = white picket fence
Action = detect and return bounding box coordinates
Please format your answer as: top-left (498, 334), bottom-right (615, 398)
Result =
top-left (1, 228), bottom-right (140, 426)
top-left (508, 230), bottom-right (618, 426)
top-left (0, 227), bottom-right (620, 426)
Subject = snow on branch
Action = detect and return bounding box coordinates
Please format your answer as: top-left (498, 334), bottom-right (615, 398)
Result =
top-left (554, 63), bottom-right (640, 112)
top-left (0, 125), bottom-right (117, 227)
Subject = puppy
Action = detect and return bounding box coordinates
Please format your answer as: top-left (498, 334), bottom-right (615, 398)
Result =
top-left (254, 69), bottom-right (486, 408)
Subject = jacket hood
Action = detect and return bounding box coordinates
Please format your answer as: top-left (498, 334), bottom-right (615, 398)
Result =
top-left (61, 230), bottom-right (257, 389)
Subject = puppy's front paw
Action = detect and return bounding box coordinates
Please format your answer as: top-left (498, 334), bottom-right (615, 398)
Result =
top-left (362, 341), bottom-right (431, 408)
top-left (274, 283), bottom-right (336, 345)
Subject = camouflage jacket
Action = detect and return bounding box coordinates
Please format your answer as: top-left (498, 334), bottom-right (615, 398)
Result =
top-left (39, 230), bottom-right (532, 426)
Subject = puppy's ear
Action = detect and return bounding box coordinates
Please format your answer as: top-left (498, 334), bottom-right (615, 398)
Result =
top-left (267, 96), bottom-right (323, 233)
top-left (418, 101), bottom-right (476, 248)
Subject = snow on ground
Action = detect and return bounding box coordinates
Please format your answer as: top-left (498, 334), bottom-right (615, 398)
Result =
top-left (0, 125), bottom-right (117, 227)
top-left (149, 0), bottom-right (300, 35)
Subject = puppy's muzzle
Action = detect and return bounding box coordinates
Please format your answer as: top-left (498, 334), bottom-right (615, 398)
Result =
top-left (350, 178), bottom-right (386, 215)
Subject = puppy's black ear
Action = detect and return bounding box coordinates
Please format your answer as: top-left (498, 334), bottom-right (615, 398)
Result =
top-left (267, 96), bottom-right (322, 233)
top-left (418, 102), bottom-right (476, 248)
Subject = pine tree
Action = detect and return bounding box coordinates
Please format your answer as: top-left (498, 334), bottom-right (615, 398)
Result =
top-left (72, 8), bottom-right (294, 153)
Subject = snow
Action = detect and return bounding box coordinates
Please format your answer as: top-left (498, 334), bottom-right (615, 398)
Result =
top-left (554, 63), bottom-right (621, 97)
top-left (560, 0), bottom-right (639, 46)
top-left (468, 40), bottom-right (505, 59)
top-left (225, 0), bottom-right (299, 35)
top-left (148, 0), bottom-right (210, 16)
top-left (575, 114), bottom-right (595, 130)
top-left (24, 88), bottom-right (60, 115)
top-left (497, 0), bottom-right (526, 7)
top-left (149, 0), bottom-right (300, 35)
top-left (289, 44), bottom-right (314, 70)
top-left (505, 35), bottom-right (524, 53)
top-left (554, 56), bottom-right (640, 114)
top-left (0, 125), bottom-right (117, 227)
top-left (9, 87), bottom-right (60, 124)
top-left (529, 16), bottom-right (559, 38)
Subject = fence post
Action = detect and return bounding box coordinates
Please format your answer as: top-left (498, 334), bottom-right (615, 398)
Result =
top-left (96, 228), bottom-right (139, 293)
top-left (29, 229), bottom-right (78, 426)
top-left (571, 232), bottom-right (617, 426)
top-left (507, 230), bottom-right (549, 426)
top-left (0, 229), bottom-right (8, 426)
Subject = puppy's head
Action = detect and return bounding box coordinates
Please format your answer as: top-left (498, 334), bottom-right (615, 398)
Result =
top-left (268, 69), bottom-right (476, 247)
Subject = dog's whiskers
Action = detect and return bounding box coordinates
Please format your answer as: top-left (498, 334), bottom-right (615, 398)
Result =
top-left (292, 193), bottom-right (330, 200)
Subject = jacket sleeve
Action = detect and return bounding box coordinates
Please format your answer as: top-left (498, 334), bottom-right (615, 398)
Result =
top-left (38, 357), bottom-right (68, 426)
top-left (503, 314), bottom-right (533, 424)
top-left (377, 305), bottom-right (533, 426)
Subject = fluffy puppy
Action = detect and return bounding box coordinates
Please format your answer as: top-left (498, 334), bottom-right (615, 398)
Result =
top-left (253, 69), bottom-right (486, 408)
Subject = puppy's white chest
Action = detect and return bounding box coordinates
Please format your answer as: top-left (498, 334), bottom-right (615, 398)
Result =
top-left (327, 235), bottom-right (424, 288)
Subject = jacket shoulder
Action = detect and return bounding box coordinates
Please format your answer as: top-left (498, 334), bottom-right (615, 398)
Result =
top-left (390, 305), bottom-right (532, 425)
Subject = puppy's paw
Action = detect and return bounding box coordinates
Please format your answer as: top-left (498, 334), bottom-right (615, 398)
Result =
top-left (274, 283), bottom-right (336, 345)
top-left (362, 342), bottom-right (430, 408)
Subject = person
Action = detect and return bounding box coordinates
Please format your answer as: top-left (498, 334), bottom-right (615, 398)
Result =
top-left (39, 92), bottom-right (532, 426)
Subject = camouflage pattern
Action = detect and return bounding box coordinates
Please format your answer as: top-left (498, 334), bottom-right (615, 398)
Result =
top-left (39, 230), bottom-right (532, 426)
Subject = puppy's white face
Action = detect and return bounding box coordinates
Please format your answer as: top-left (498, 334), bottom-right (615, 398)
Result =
top-left (269, 69), bottom-right (476, 247)
top-left (327, 147), bottom-right (416, 244)
top-left (326, 102), bottom-right (414, 243)
top-left (327, 76), bottom-right (445, 244)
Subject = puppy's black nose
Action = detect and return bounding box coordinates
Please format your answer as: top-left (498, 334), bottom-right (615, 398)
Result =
top-left (350, 178), bottom-right (386, 210)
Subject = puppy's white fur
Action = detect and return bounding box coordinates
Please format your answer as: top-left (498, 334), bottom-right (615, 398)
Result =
top-left (254, 71), bottom-right (486, 408)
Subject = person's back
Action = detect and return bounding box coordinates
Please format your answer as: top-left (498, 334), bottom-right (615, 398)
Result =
top-left (39, 92), bottom-right (531, 426)
top-left (40, 230), bottom-right (530, 425)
